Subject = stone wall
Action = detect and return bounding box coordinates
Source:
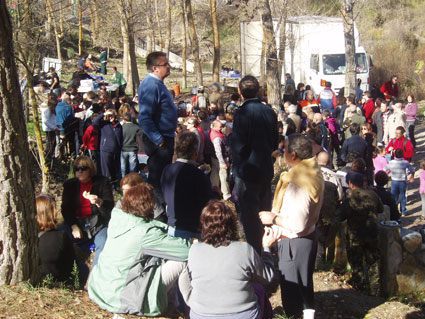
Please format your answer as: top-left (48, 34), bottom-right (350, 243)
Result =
top-left (335, 205), bottom-right (425, 295)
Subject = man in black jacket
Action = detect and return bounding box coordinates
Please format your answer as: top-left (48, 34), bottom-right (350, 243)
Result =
top-left (341, 123), bottom-right (368, 163)
top-left (231, 75), bottom-right (279, 253)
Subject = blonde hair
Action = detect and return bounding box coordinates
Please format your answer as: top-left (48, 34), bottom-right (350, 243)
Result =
top-left (420, 159), bottom-right (425, 170)
top-left (36, 194), bottom-right (57, 231)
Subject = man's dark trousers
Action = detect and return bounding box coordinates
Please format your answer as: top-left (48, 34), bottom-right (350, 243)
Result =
top-left (235, 176), bottom-right (272, 254)
top-left (143, 134), bottom-right (174, 209)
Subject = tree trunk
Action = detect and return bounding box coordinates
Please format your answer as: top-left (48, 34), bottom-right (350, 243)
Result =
top-left (46, 0), bottom-right (62, 60)
top-left (165, 0), bottom-right (171, 57)
top-left (154, 0), bottom-right (164, 51)
top-left (59, 0), bottom-right (64, 38)
top-left (0, 1), bottom-right (39, 285)
top-left (89, 1), bottom-right (98, 45)
top-left (144, 0), bottom-right (156, 53)
top-left (26, 72), bottom-right (50, 192)
top-left (278, 0), bottom-right (288, 86)
top-left (210, 0), bottom-right (220, 83)
top-left (128, 3), bottom-right (139, 95)
top-left (180, 0), bottom-right (187, 88)
top-left (260, 33), bottom-right (265, 89)
top-left (261, 0), bottom-right (281, 109)
top-left (119, 7), bottom-right (130, 90)
top-left (343, 0), bottom-right (356, 97)
top-left (78, 0), bottom-right (83, 56)
top-left (185, 0), bottom-right (203, 86)
top-left (118, 0), bottom-right (139, 96)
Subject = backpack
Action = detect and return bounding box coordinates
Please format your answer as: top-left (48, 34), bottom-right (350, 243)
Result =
top-left (195, 94), bottom-right (208, 109)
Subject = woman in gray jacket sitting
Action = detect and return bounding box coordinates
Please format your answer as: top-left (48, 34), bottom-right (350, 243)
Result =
top-left (188, 200), bottom-right (278, 319)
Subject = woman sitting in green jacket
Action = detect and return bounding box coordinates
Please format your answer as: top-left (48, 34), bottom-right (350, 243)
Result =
top-left (88, 183), bottom-right (191, 317)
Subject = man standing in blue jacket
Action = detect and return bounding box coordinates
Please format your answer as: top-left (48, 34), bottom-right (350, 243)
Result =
top-left (138, 51), bottom-right (177, 213)
top-left (231, 75), bottom-right (279, 253)
top-left (55, 95), bottom-right (74, 159)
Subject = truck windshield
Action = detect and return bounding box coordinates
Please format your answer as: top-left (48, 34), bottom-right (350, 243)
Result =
top-left (322, 53), bottom-right (368, 75)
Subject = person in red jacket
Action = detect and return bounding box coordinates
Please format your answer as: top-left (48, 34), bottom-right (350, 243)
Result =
top-left (385, 126), bottom-right (413, 161)
top-left (380, 75), bottom-right (399, 101)
top-left (82, 121), bottom-right (99, 166)
top-left (361, 91), bottom-right (375, 123)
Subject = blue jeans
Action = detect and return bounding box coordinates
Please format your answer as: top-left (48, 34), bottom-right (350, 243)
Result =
top-left (421, 193), bottom-right (425, 217)
top-left (391, 180), bottom-right (407, 215)
top-left (93, 227), bottom-right (108, 266)
top-left (121, 151), bottom-right (138, 178)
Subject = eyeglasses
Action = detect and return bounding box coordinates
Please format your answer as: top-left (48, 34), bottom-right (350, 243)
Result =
top-left (155, 63), bottom-right (171, 67)
top-left (75, 166), bottom-right (89, 172)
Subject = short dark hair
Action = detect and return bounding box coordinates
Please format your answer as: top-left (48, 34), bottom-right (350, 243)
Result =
top-left (325, 81), bottom-right (332, 88)
top-left (123, 112), bottom-right (132, 122)
top-left (146, 51), bottom-right (166, 72)
top-left (230, 93), bottom-right (240, 101)
top-left (122, 183), bottom-right (155, 220)
top-left (175, 132), bottom-right (199, 160)
top-left (200, 200), bottom-right (239, 248)
top-left (239, 75), bottom-right (259, 99)
top-left (395, 148), bottom-right (404, 159)
top-left (347, 95), bottom-right (356, 105)
top-left (396, 126), bottom-right (405, 134)
top-left (349, 123), bottom-right (361, 135)
top-left (375, 171), bottom-right (389, 186)
top-left (322, 109), bottom-right (331, 118)
top-left (287, 133), bottom-right (312, 160)
top-left (347, 171), bottom-right (364, 188)
top-left (351, 158), bottom-right (366, 173)
top-left (198, 110), bottom-right (208, 121)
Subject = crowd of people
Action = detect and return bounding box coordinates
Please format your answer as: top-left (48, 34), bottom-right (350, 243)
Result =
top-left (35, 50), bottom-right (424, 319)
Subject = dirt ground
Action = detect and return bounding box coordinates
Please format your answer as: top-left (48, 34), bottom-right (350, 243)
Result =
top-left (3, 109), bottom-right (425, 319)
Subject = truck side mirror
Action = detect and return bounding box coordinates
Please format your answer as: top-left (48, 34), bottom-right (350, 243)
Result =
top-left (369, 55), bottom-right (374, 68)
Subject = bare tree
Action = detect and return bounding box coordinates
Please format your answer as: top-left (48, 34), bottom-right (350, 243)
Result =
top-left (154, 0), bottom-right (164, 51)
top-left (164, 0), bottom-right (171, 57)
top-left (14, 0), bottom-right (50, 192)
top-left (117, 0), bottom-right (140, 95)
top-left (89, 0), bottom-right (99, 45)
top-left (342, 0), bottom-right (356, 96)
top-left (260, 0), bottom-right (281, 108)
top-left (210, 0), bottom-right (220, 83)
top-left (78, 0), bottom-right (83, 56)
top-left (0, 0), bottom-right (39, 285)
top-left (185, 0), bottom-right (203, 86)
top-left (180, 0), bottom-right (187, 88)
top-left (46, 0), bottom-right (62, 60)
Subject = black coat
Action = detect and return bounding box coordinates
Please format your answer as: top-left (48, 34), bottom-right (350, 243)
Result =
top-left (231, 98), bottom-right (278, 183)
top-left (61, 175), bottom-right (114, 228)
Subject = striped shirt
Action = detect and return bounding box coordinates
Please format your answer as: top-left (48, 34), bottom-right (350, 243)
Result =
top-left (385, 158), bottom-right (415, 182)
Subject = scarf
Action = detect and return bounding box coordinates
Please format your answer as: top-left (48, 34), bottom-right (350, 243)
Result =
top-left (272, 157), bottom-right (324, 213)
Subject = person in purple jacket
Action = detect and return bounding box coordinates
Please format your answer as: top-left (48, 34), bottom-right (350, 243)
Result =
top-left (92, 109), bottom-right (123, 188)
top-left (404, 94), bottom-right (418, 147)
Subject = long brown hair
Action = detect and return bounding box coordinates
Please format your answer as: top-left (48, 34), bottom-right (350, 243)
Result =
top-left (36, 194), bottom-right (57, 231)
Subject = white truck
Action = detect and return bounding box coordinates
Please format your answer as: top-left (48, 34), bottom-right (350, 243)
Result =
top-left (240, 16), bottom-right (371, 95)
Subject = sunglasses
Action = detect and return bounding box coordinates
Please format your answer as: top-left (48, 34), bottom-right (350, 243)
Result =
top-left (75, 166), bottom-right (89, 172)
